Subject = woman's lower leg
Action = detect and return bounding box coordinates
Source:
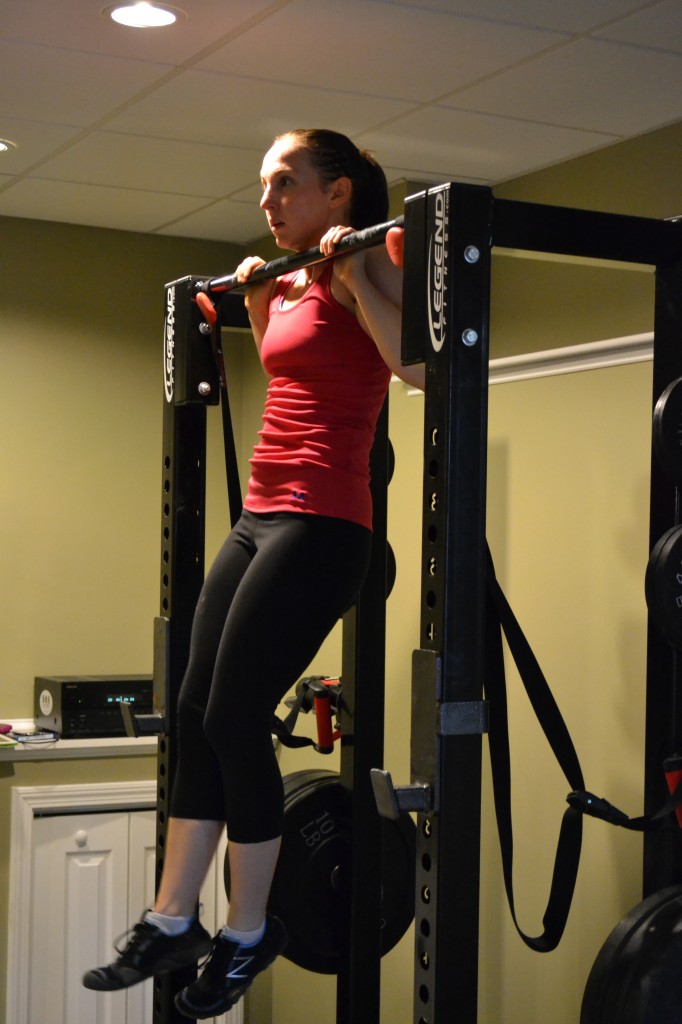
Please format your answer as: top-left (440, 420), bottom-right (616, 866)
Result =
top-left (154, 817), bottom-right (225, 917)
top-left (225, 836), bottom-right (282, 932)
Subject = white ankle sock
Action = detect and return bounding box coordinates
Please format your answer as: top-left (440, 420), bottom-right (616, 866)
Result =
top-left (220, 921), bottom-right (265, 947)
top-left (145, 911), bottom-right (194, 936)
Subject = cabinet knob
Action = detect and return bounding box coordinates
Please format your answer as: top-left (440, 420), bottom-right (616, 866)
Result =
top-left (74, 830), bottom-right (88, 848)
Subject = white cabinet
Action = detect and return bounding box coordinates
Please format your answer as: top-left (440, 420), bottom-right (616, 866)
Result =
top-left (30, 809), bottom-right (152, 1024)
top-left (8, 784), bottom-right (239, 1024)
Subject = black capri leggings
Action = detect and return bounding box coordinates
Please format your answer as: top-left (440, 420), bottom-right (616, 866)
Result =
top-left (171, 510), bottom-right (372, 844)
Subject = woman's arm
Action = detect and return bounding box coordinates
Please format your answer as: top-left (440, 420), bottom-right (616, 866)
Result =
top-left (235, 256), bottom-right (276, 355)
top-left (326, 229), bottom-right (425, 391)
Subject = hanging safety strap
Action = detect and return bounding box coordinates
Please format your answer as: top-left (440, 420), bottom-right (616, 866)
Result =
top-left (567, 771), bottom-right (682, 831)
top-left (271, 684), bottom-right (317, 749)
top-left (484, 546), bottom-right (682, 952)
top-left (210, 328), bottom-right (243, 529)
top-left (484, 547), bottom-right (585, 952)
top-left (220, 386), bottom-right (243, 530)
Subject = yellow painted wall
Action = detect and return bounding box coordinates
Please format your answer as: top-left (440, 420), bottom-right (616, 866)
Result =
top-left (0, 217), bottom-right (246, 709)
top-left (480, 360), bottom-right (651, 1023)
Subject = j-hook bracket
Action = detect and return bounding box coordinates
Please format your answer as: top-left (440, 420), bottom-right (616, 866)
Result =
top-left (120, 616), bottom-right (169, 737)
top-left (371, 769), bottom-right (432, 821)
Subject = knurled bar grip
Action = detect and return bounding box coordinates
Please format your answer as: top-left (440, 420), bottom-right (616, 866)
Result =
top-left (203, 215), bottom-right (404, 294)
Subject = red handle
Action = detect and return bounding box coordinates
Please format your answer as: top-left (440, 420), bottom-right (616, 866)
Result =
top-left (195, 291), bottom-right (217, 325)
top-left (313, 693), bottom-right (335, 754)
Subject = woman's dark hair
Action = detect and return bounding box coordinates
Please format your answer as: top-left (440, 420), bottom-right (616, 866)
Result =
top-left (275, 128), bottom-right (389, 230)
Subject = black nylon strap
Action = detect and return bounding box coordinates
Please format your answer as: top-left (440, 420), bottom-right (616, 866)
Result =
top-left (270, 685), bottom-right (316, 749)
top-left (209, 327), bottom-right (243, 530)
top-left (220, 389), bottom-right (242, 529)
top-left (567, 777), bottom-right (682, 831)
top-left (485, 547), bottom-right (585, 952)
top-left (484, 546), bottom-right (682, 952)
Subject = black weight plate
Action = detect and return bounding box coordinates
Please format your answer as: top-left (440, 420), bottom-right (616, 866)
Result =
top-left (276, 769), bottom-right (353, 973)
top-left (581, 885), bottom-right (682, 1024)
top-left (224, 768), bottom-right (415, 975)
top-left (653, 377), bottom-right (682, 483)
top-left (386, 541), bottom-right (397, 598)
top-left (645, 526), bottom-right (682, 649)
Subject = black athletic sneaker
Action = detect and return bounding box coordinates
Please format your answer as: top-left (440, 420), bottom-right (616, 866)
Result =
top-left (82, 913), bottom-right (212, 991)
top-left (174, 915), bottom-right (288, 1019)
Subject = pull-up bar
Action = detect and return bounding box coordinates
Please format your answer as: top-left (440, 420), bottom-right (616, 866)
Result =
top-left (201, 215), bottom-right (404, 294)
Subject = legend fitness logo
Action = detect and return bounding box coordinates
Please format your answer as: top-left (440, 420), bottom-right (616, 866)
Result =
top-left (164, 284), bottom-right (175, 403)
top-left (427, 190), bottom-right (448, 353)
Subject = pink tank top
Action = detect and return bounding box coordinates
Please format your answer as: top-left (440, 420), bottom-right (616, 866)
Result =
top-left (243, 264), bottom-right (391, 531)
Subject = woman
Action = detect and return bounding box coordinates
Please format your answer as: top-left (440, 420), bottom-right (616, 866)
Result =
top-left (83, 128), bottom-right (424, 1018)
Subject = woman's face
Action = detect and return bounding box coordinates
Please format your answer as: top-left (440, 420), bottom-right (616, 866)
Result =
top-left (259, 139), bottom-right (349, 251)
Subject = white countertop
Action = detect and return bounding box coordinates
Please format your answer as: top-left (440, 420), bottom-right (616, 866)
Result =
top-left (0, 719), bottom-right (157, 761)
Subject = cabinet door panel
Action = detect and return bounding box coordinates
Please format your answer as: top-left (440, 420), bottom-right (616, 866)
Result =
top-left (30, 811), bottom-right (129, 1024)
top-left (125, 809), bottom-right (157, 1024)
top-left (27, 809), bottom-right (241, 1024)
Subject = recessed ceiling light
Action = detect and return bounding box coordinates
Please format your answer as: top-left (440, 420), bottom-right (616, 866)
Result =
top-left (0, 139), bottom-right (17, 153)
top-left (103, 3), bottom-right (186, 28)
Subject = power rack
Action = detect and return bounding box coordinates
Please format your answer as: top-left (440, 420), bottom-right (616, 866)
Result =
top-left (144, 185), bottom-right (682, 1024)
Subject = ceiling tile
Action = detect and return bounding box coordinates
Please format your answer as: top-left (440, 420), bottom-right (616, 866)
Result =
top-left (103, 68), bottom-right (416, 149)
top-left (382, 165), bottom-right (487, 187)
top-left (0, 119), bottom-right (85, 173)
top-left (0, 0), bottom-right (679, 238)
top-left (360, 108), bottom-right (618, 181)
top-left (0, 178), bottom-right (214, 233)
top-left (0, 40), bottom-right (174, 127)
top-left (0, 0), bottom-right (281, 65)
top-left (157, 197), bottom-right (268, 243)
top-left (30, 133), bottom-right (260, 197)
top-left (198, 0), bottom-right (566, 102)
top-left (447, 38), bottom-right (682, 135)
top-left (594, 0), bottom-right (682, 53)
top-left (364, 0), bottom-right (653, 33)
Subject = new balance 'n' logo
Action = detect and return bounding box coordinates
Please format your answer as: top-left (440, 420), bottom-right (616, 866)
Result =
top-left (225, 955), bottom-right (255, 981)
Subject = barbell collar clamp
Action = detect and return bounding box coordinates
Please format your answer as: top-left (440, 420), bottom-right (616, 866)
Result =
top-left (370, 768), bottom-right (432, 821)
